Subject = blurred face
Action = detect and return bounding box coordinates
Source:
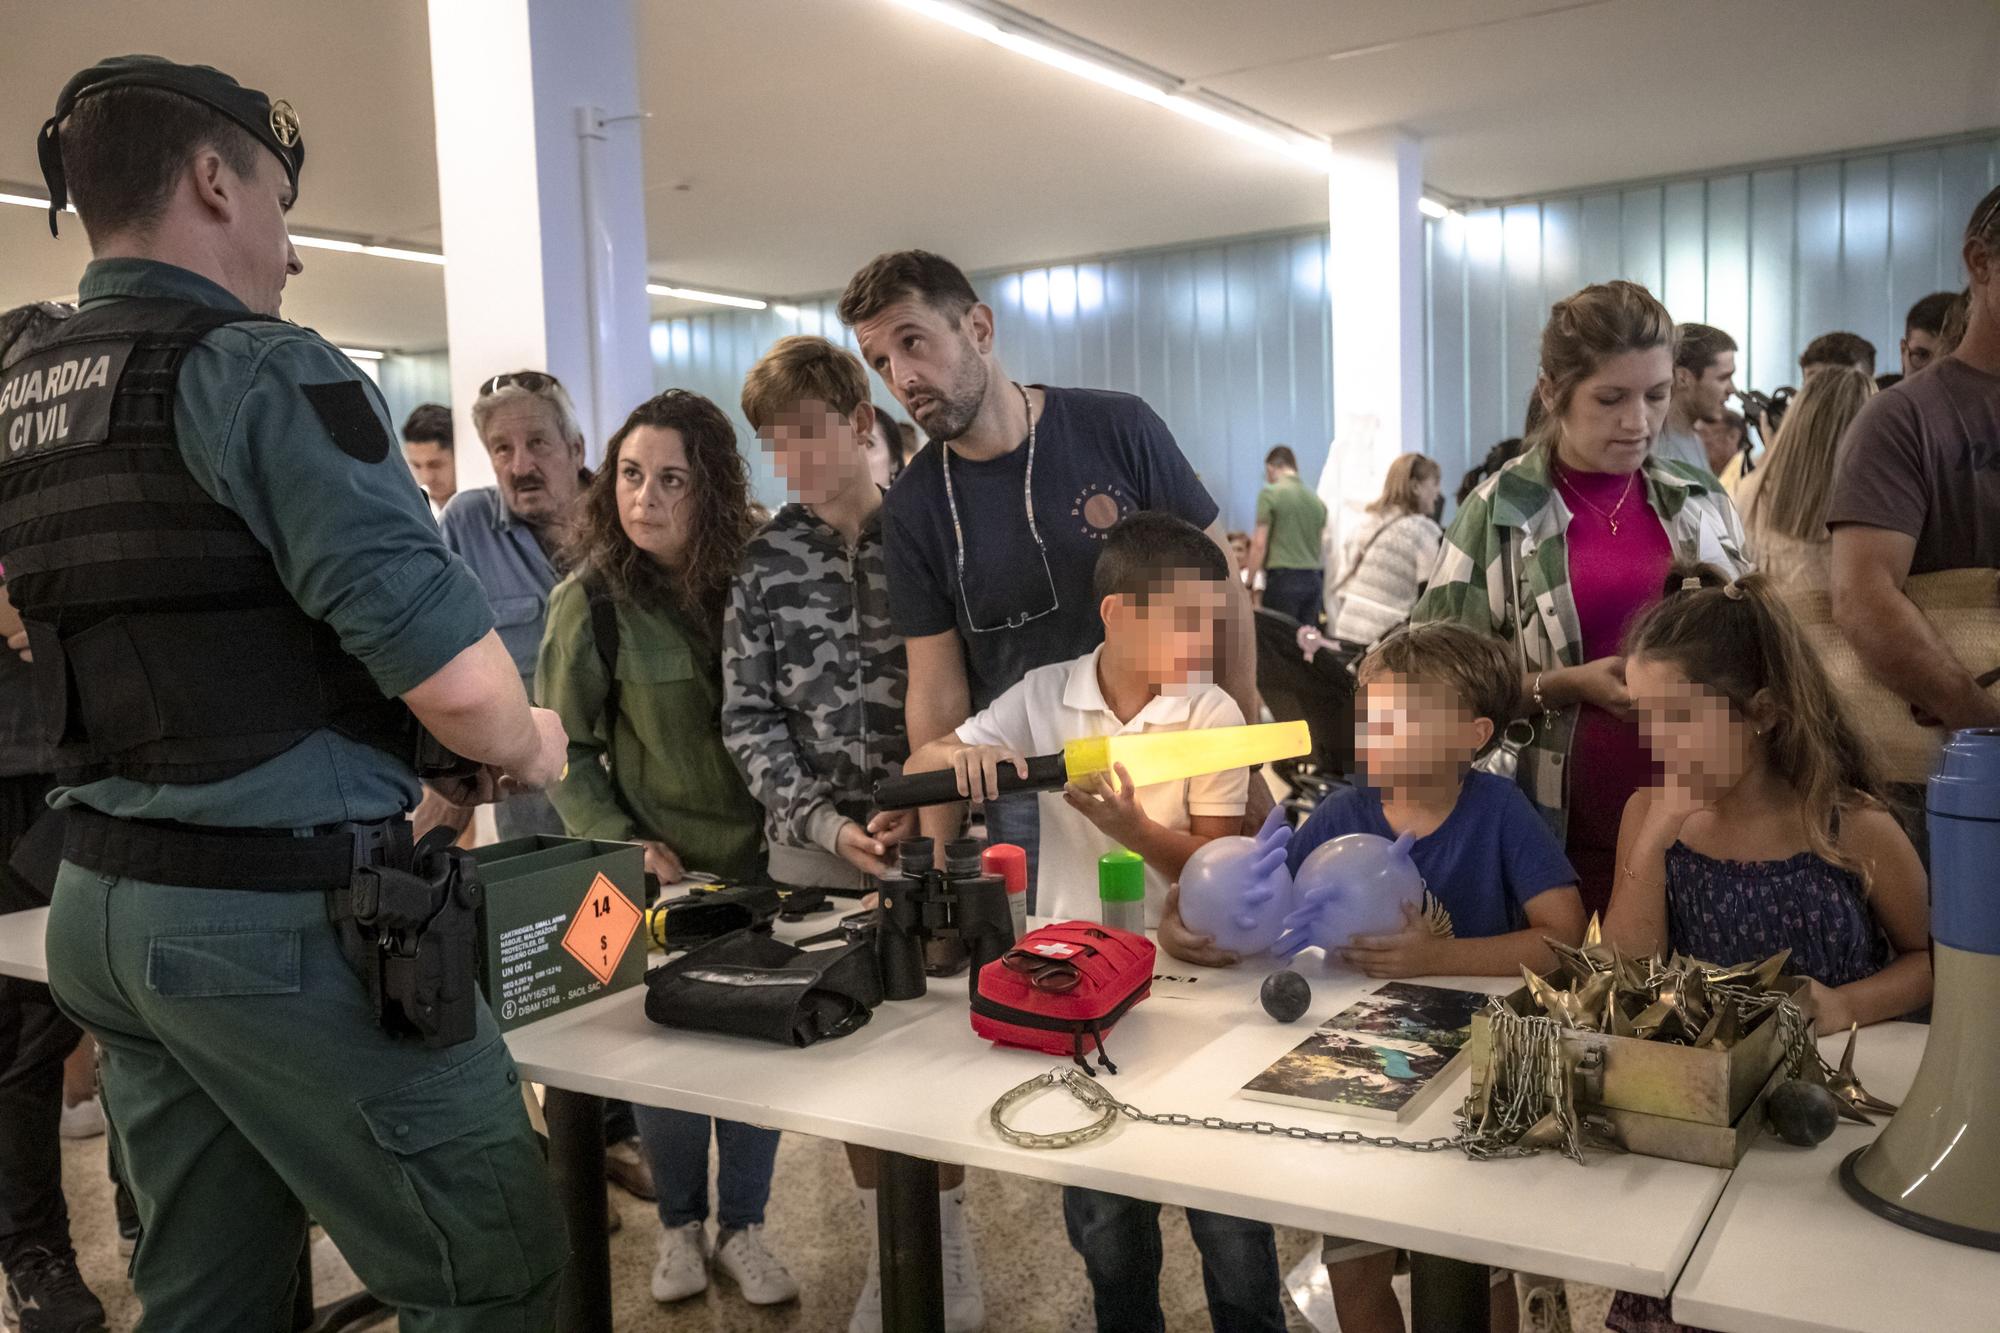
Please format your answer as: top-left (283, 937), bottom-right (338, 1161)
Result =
top-left (1413, 468), bottom-right (1443, 514)
top-left (480, 397), bottom-right (585, 528)
top-left (1550, 347), bottom-right (1673, 475)
top-left (1357, 674), bottom-right (1491, 788)
top-left (401, 440), bottom-right (455, 507)
top-left (853, 299), bottom-right (993, 443)
top-left (226, 149), bottom-right (303, 317)
top-left (763, 399), bottom-right (872, 506)
top-left (616, 425), bottom-right (693, 567)
top-left (1101, 580), bottom-right (1225, 690)
top-left (1674, 350), bottom-right (1736, 421)
top-left (1628, 655), bottom-right (1767, 802)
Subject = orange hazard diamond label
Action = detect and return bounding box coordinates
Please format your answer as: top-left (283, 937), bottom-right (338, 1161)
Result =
top-left (562, 873), bottom-right (641, 987)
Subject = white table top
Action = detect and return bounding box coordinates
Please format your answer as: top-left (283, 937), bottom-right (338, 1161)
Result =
top-left (0, 906), bottom-right (48, 984)
top-left (1673, 1020), bottom-right (2000, 1333)
top-left (506, 915), bottom-right (1733, 1296)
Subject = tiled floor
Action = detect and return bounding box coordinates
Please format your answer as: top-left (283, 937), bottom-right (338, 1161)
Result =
top-left (59, 1126), bottom-right (1335, 1331)
top-left (56, 1122), bottom-right (1618, 1330)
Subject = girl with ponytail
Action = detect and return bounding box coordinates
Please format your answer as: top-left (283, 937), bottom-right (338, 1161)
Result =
top-left (1603, 562), bottom-right (1931, 1027)
top-left (1601, 564), bottom-right (1930, 1333)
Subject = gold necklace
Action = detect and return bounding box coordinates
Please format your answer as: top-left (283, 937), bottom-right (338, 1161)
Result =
top-left (1557, 468), bottom-right (1638, 536)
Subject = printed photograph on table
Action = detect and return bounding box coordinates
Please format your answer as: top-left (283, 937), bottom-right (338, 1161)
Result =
top-left (1327, 981), bottom-right (1489, 1050)
top-left (1241, 1030), bottom-right (1461, 1122)
top-left (1239, 982), bottom-right (1488, 1122)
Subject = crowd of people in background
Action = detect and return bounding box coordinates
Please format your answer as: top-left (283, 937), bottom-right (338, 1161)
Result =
top-left (371, 185), bottom-right (2000, 1329)
top-left (9, 110), bottom-right (1994, 1327)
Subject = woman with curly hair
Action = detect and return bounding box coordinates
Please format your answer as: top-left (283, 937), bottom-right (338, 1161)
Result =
top-left (536, 390), bottom-right (798, 1309)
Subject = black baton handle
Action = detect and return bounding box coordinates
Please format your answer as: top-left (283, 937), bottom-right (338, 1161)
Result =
top-left (872, 753), bottom-right (1071, 810)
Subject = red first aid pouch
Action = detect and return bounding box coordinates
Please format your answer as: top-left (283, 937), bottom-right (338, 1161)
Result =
top-left (971, 921), bottom-right (1154, 1073)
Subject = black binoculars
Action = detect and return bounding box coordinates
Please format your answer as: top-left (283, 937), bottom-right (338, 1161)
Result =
top-left (856, 836), bottom-right (1017, 1002)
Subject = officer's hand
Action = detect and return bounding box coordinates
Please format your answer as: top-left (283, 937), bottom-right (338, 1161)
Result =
top-left (6, 630), bottom-right (28, 664)
top-left (505, 708), bottom-right (569, 789)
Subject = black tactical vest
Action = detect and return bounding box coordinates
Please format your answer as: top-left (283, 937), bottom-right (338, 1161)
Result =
top-left (0, 297), bottom-right (417, 786)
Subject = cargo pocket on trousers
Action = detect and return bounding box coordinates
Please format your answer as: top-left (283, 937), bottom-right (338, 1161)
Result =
top-left (355, 1036), bottom-right (567, 1305)
top-left (146, 929), bottom-right (301, 998)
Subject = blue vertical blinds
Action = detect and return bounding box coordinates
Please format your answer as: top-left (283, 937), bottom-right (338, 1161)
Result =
top-left (1424, 134), bottom-right (2000, 483)
top-left (647, 233), bottom-right (1336, 528)
top-left (382, 133), bottom-right (1998, 519)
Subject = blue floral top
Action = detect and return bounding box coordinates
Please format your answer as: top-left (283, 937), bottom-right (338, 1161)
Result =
top-left (1664, 842), bottom-right (1889, 987)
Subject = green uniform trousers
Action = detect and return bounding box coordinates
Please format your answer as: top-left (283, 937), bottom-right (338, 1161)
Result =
top-left (46, 862), bottom-right (568, 1332)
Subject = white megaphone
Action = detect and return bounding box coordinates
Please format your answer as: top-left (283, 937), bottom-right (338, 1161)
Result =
top-left (1841, 728), bottom-right (2000, 1248)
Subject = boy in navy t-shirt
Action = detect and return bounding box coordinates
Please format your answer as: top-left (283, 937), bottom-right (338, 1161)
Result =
top-left (1285, 622), bottom-right (1585, 1333)
top-left (1288, 623), bottom-right (1585, 975)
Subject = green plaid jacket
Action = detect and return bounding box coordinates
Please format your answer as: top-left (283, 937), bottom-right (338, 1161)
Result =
top-left (1411, 447), bottom-right (1748, 842)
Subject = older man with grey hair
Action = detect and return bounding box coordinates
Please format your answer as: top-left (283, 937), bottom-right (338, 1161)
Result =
top-left (432, 370), bottom-right (658, 1202)
top-left (434, 370), bottom-right (590, 840)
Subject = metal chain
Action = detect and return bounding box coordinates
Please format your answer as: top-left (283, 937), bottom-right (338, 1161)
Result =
top-left (994, 996), bottom-right (1816, 1162)
top-left (992, 1067), bottom-right (1469, 1155)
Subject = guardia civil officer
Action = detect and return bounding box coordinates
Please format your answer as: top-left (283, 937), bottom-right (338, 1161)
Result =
top-left (0, 58), bottom-right (570, 1328)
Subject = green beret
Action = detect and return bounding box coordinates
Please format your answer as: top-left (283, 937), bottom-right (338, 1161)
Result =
top-left (37, 54), bottom-right (304, 237)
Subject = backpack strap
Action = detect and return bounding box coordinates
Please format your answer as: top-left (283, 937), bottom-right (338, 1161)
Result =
top-left (581, 573), bottom-right (622, 730)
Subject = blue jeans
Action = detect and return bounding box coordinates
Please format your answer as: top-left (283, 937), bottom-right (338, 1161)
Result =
top-left (1062, 1186), bottom-right (1287, 1333)
top-left (633, 1106), bottom-right (779, 1230)
top-left (983, 791), bottom-right (1041, 915)
top-left (1262, 567), bottom-right (1324, 628)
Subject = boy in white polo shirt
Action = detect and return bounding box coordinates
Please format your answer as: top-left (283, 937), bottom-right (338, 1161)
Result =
top-left (908, 510), bottom-right (1249, 924)
top-left (904, 512), bottom-right (1285, 1333)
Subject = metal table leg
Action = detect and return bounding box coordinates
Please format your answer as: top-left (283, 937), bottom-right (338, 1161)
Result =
top-left (546, 1088), bottom-right (611, 1333)
top-left (1409, 1251), bottom-right (1491, 1333)
top-left (876, 1149), bottom-right (944, 1333)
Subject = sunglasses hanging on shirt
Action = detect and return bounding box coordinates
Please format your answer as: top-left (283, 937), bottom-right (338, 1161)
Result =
top-left (943, 382), bottom-right (1061, 634)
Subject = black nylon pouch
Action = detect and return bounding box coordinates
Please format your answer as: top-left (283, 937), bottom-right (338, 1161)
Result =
top-left (642, 928), bottom-right (883, 1047)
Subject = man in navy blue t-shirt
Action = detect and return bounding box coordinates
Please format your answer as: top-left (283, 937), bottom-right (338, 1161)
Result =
top-left (840, 251), bottom-right (1279, 1333)
top-left (838, 250), bottom-right (1261, 891)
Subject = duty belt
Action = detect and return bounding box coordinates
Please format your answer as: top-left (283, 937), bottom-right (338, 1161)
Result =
top-left (62, 807), bottom-right (408, 891)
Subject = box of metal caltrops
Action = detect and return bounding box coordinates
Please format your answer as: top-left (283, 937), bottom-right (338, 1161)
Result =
top-left (474, 836), bottom-right (647, 1033)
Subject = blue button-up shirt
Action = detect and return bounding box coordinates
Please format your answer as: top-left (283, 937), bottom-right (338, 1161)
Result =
top-left (437, 487), bottom-right (561, 697)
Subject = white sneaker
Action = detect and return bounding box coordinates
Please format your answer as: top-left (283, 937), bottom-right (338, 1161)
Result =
top-left (60, 1094), bottom-right (106, 1140)
top-left (941, 1226), bottom-right (985, 1332)
top-left (713, 1225), bottom-right (799, 1306)
top-left (650, 1222), bottom-right (708, 1303)
top-left (847, 1265), bottom-right (882, 1333)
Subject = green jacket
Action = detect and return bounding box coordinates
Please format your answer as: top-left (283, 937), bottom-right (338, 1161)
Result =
top-left (536, 572), bottom-right (762, 879)
top-left (1411, 447), bottom-right (1747, 842)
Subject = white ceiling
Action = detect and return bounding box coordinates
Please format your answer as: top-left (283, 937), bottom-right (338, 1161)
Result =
top-left (3, 0), bottom-right (1997, 350)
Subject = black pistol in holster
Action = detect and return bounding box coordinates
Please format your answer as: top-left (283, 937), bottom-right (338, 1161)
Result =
top-left (331, 825), bottom-right (484, 1049)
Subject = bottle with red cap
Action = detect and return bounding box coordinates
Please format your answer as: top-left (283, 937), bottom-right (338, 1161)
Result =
top-left (982, 843), bottom-right (1029, 939)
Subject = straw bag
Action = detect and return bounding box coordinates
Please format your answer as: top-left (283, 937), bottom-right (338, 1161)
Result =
top-left (1794, 569), bottom-right (2000, 784)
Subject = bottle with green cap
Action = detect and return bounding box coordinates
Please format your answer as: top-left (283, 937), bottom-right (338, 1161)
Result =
top-left (1098, 849), bottom-right (1147, 934)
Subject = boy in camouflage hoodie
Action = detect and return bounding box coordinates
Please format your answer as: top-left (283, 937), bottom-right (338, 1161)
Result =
top-left (727, 335), bottom-right (984, 1333)
top-left (726, 336), bottom-right (918, 890)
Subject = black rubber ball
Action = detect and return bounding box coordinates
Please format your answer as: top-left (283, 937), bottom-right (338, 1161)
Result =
top-left (1767, 1079), bottom-right (1841, 1147)
top-left (1260, 970), bottom-right (1312, 1024)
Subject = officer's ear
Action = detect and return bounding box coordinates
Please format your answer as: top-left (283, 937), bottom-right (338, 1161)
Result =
top-left (186, 146), bottom-right (241, 225)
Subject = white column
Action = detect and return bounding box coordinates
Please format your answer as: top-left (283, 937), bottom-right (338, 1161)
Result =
top-left (1317, 131), bottom-right (1426, 579)
top-left (426, 0), bottom-right (655, 489)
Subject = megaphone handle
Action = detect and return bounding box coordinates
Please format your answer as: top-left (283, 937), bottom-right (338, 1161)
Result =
top-left (871, 753), bottom-right (1070, 810)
